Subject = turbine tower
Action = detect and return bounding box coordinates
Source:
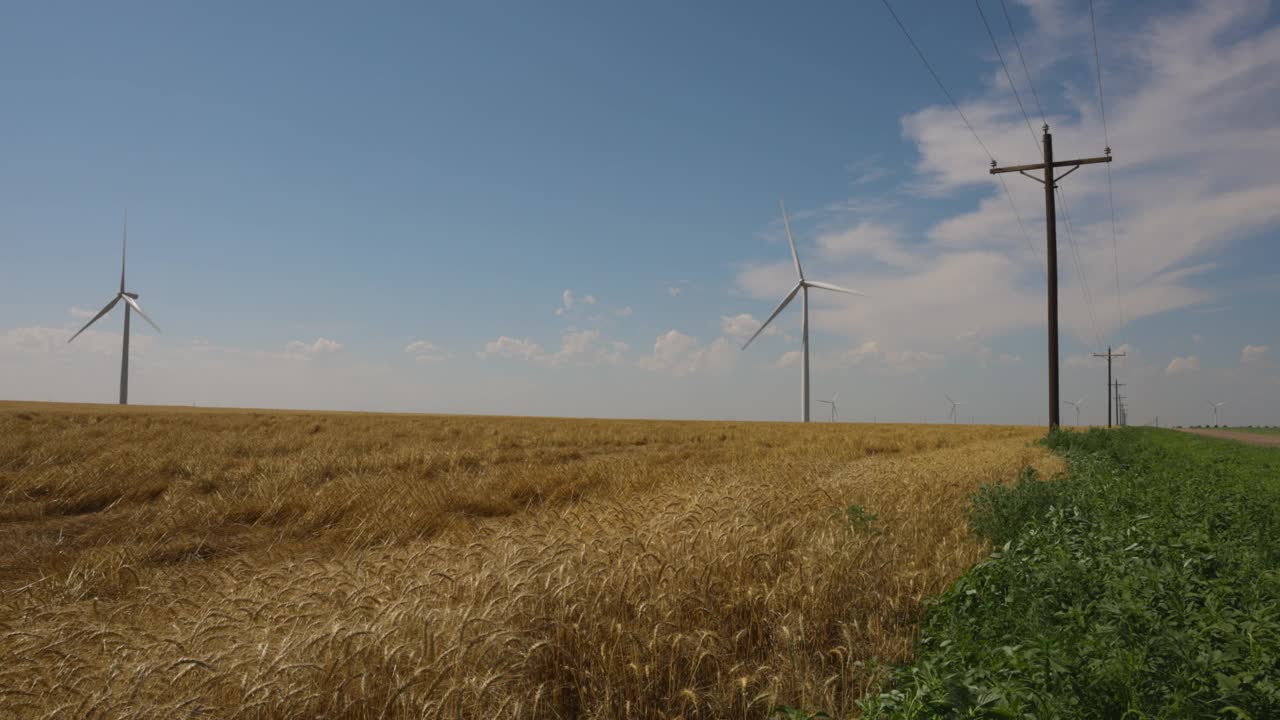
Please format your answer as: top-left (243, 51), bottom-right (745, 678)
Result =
top-left (817, 392), bottom-right (839, 422)
top-left (742, 200), bottom-right (865, 422)
top-left (1208, 400), bottom-right (1228, 425)
top-left (68, 212), bottom-right (162, 404)
top-left (1063, 396), bottom-right (1085, 426)
top-left (945, 393), bottom-right (965, 424)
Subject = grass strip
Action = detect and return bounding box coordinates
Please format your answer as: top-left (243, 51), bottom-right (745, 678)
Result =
top-left (860, 428), bottom-right (1280, 718)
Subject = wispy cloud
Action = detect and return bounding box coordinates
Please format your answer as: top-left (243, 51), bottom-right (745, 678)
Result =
top-left (554, 289), bottom-right (596, 316)
top-left (404, 340), bottom-right (450, 364)
top-left (479, 329), bottom-right (626, 368)
top-left (1166, 355), bottom-right (1200, 376)
top-left (286, 337), bottom-right (343, 355)
top-left (1242, 344), bottom-right (1273, 369)
top-left (638, 330), bottom-right (734, 377)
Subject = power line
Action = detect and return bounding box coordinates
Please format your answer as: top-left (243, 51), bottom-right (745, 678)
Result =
top-left (999, 174), bottom-right (1045, 273)
top-left (1088, 0), bottom-right (1126, 331)
top-left (1087, 0), bottom-right (1111, 149)
top-left (978, 0), bottom-right (1105, 350)
top-left (878, 0), bottom-right (995, 162)
top-left (999, 0), bottom-right (1046, 125)
top-left (1056, 186), bottom-right (1104, 351)
top-left (879, 0), bottom-right (1043, 278)
top-left (975, 0), bottom-right (1039, 151)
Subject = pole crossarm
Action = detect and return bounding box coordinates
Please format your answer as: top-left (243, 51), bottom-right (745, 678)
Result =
top-left (990, 155), bottom-right (1113, 175)
top-left (990, 124), bottom-right (1114, 430)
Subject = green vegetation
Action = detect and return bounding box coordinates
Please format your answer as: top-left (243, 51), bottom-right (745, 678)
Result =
top-left (862, 428), bottom-right (1280, 718)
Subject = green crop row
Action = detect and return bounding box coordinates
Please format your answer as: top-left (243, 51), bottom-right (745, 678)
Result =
top-left (858, 428), bottom-right (1280, 718)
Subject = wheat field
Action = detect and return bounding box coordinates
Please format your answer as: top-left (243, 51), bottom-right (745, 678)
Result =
top-left (0, 402), bottom-right (1058, 718)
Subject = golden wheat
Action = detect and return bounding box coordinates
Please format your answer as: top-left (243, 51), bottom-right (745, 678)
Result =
top-left (0, 402), bottom-right (1058, 718)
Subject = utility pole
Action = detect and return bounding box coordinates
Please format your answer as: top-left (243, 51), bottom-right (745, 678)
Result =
top-left (991, 125), bottom-right (1113, 430)
top-left (1093, 346), bottom-right (1126, 427)
top-left (1113, 380), bottom-right (1126, 427)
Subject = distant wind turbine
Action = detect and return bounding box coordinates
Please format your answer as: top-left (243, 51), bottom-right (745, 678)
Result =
top-left (945, 393), bottom-right (966, 424)
top-left (1063, 396), bottom-right (1085, 426)
top-left (1208, 400), bottom-right (1228, 425)
top-left (817, 392), bottom-right (839, 422)
top-left (742, 200), bottom-right (866, 422)
top-left (68, 212), bottom-right (162, 404)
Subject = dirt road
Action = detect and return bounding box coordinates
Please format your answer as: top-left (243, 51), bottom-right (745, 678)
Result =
top-left (1180, 428), bottom-right (1280, 447)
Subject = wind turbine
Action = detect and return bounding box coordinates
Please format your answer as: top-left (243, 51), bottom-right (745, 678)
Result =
top-left (1208, 400), bottom-right (1228, 425)
top-left (68, 212), bottom-right (162, 405)
top-left (742, 200), bottom-right (866, 422)
top-left (945, 393), bottom-right (965, 424)
top-left (817, 392), bottom-right (839, 422)
top-left (1063, 396), bottom-right (1085, 426)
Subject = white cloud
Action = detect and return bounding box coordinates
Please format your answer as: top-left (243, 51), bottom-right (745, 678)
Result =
top-left (614, 306), bottom-right (633, 317)
top-left (1242, 345), bottom-right (1273, 368)
top-left (479, 336), bottom-right (541, 360)
top-left (69, 306), bottom-right (95, 319)
top-left (536, 329), bottom-right (627, 368)
top-left (666, 286), bottom-right (682, 297)
top-left (553, 289), bottom-right (596, 316)
top-left (286, 338), bottom-right (343, 355)
top-left (814, 222), bottom-right (914, 268)
top-left (774, 350), bottom-right (801, 368)
top-left (479, 330), bottom-right (626, 368)
top-left (737, 0), bottom-right (1277, 353)
top-left (1166, 355), bottom-right (1201, 376)
top-left (720, 313), bottom-right (776, 340)
top-left (638, 330), bottom-right (734, 377)
top-left (404, 340), bottom-right (449, 364)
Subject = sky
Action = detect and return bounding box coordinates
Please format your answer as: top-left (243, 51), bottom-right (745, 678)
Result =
top-left (3, 0), bottom-right (1279, 427)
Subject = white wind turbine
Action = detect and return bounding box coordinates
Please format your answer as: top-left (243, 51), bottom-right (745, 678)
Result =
top-left (1207, 400), bottom-right (1228, 425)
top-left (742, 200), bottom-right (866, 422)
top-left (817, 392), bottom-right (839, 422)
top-left (68, 212), bottom-right (163, 405)
top-left (945, 393), bottom-right (966, 424)
top-left (1063, 396), bottom-right (1085, 426)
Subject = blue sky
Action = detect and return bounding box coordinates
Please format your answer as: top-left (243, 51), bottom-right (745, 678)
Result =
top-left (3, 0), bottom-right (1279, 426)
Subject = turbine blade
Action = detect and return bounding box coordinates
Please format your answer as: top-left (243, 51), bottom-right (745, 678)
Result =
top-left (804, 279), bottom-right (866, 297)
top-left (945, 393), bottom-right (954, 404)
top-left (68, 296), bottom-right (120, 343)
top-left (121, 295), bottom-right (162, 333)
top-left (779, 199), bottom-right (803, 280)
top-left (742, 284), bottom-right (800, 350)
top-left (120, 209), bottom-right (128, 293)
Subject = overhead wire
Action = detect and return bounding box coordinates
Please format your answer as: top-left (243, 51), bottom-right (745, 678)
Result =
top-left (999, 0), bottom-right (1046, 125)
top-left (984, 0), bottom-right (1106, 350)
top-left (878, 0), bottom-right (995, 162)
top-left (1056, 187), bottom-right (1105, 351)
top-left (879, 0), bottom-right (1044, 275)
top-left (975, 0), bottom-right (1040, 151)
top-left (1088, 0), bottom-right (1126, 331)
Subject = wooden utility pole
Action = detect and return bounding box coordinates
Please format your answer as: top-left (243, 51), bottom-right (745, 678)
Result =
top-left (991, 125), bottom-right (1112, 429)
top-left (1093, 346), bottom-right (1126, 427)
top-left (1113, 380), bottom-right (1126, 426)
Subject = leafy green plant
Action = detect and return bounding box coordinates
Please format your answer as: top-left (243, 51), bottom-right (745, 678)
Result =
top-left (846, 503), bottom-right (881, 534)
top-left (862, 428), bottom-right (1280, 718)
